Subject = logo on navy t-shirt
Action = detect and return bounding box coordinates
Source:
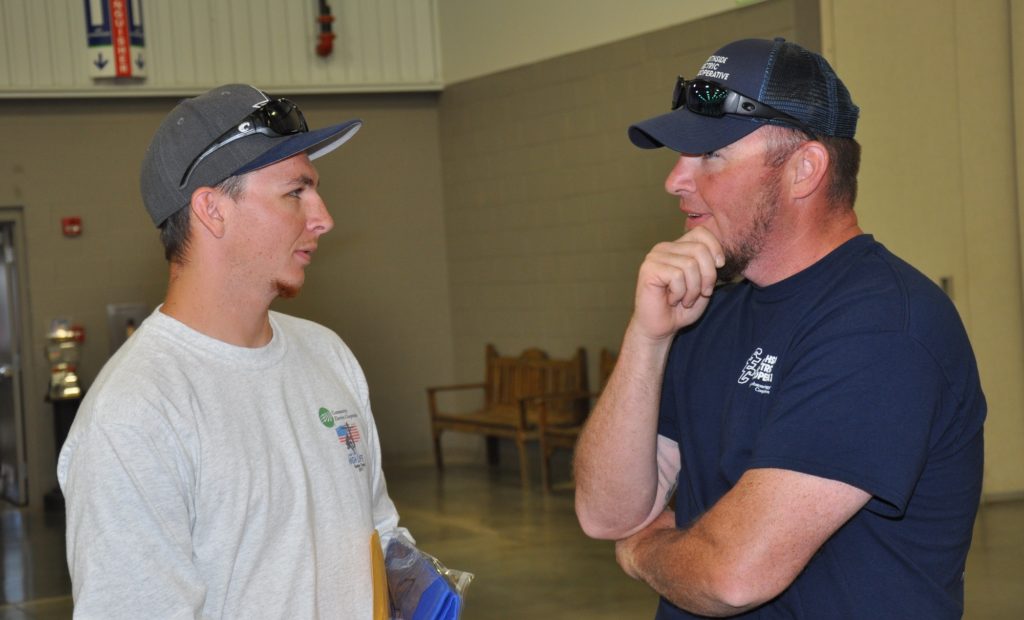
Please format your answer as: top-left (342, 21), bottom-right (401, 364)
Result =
top-left (737, 347), bottom-right (778, 395)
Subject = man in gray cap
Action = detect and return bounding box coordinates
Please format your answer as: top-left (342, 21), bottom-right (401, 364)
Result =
top-left (58, 84), bottom-right (407, 618)
top-left (574, 38), bottom-right (985, 618)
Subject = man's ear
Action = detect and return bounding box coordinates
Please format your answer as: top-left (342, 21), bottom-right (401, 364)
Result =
top-left (190, 187), bottom-right (227, 239)
top-left (790, 141), bottom-right (830, 200)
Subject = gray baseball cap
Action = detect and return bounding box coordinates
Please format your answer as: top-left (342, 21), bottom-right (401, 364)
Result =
top-left (140, 83), bottom-right (361, 227)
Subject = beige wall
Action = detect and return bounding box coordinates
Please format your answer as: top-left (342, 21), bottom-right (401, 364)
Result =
top-left (823, 0), bottom-right (1024, 497)
top-left (438, 0), bottom-right (769, 84)
top-left (0, 92), bottom-right (454, 510)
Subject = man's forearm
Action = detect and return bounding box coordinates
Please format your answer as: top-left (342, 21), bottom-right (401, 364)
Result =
top-left (574, 323), bottom-right (674, 537)
top-left (617, 468), bottom-right (872, 617)
top-left (577, 229), bottom-right (722, 538)
top-left (618, 514), bottom-right (755, 618)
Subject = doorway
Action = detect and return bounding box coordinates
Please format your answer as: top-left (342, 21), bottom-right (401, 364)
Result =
top-left (0, 213), bottom-right (30, 506)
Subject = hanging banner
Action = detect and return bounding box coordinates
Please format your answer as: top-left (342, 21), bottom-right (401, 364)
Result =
top-left (85, 0), bottom-right (146, 79)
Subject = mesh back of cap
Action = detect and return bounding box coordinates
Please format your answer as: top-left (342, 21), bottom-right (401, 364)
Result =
top-left (761, 43), bottom-right (858, 138)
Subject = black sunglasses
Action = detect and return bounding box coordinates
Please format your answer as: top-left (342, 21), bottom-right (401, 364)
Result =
top-left (178, 97), bottom-right (309, 189)
top-left (672, 77), bottom-right (812, 135)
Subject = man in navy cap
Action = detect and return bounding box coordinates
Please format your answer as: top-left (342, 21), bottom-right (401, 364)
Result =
top-left (59, 85), bottom-right (407, 618)
top-left (575, 39), bottom-right (986, 618)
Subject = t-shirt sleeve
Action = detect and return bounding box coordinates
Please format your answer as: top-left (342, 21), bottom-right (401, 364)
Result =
top-left (58, 413), bottom-right (206, 619)
top-left (657, 342), bottom-right (683, 443)
top-left (748, 332), bottom-right (943, 517)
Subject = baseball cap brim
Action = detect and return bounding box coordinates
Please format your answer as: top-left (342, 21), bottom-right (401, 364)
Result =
top-left (628, 108), bottom-right (765, 155)
top-left (234, 118), bottom-right (362, 176)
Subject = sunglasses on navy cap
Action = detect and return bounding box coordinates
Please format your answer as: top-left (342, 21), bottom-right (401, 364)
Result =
top-left (178, 97), bottom-right (309, 189)
top-left (672, 77), bottom-right (813, 135)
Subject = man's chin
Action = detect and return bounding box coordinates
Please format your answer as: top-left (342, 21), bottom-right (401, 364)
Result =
top-left (274, 279), bottom-right (303, 299)
top-left (717, 254), bottom-right (749, 283)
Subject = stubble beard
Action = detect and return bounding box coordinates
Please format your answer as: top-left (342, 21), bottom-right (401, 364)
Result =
top-left (717, 167), bottom-right (783, 282)
top-left (274, 278), bottom-right (303, 299)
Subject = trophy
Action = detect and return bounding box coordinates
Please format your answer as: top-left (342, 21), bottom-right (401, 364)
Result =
top-left (45, 319), bottom-right (84, 401)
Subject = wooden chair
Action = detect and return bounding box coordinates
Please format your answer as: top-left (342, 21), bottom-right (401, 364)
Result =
top-left (538, 348), bottom-right (617, 492)
top-left (426, 344), bottom-right (589, 488)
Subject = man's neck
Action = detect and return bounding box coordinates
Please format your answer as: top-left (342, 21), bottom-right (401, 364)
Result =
top-left (745, 208), bottom-right (862, 287)
top-left (161, 263), bottom-right (275, 347)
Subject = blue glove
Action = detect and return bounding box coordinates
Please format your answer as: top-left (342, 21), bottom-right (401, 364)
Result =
top-left (386, 538), bottom-right (461, 620)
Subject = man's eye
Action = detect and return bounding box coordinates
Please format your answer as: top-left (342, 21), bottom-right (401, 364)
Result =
top-left (702, 151), bottom-right (719, 160)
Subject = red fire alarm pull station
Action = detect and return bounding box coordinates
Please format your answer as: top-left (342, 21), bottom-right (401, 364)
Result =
top-left (62, 217), bottom-right (82, 237)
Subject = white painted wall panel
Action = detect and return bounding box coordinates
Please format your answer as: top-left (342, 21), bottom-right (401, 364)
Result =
top-left (0, 0), bottom-right (441, 97)
top-left (45, 2), bottom-right (80, 87)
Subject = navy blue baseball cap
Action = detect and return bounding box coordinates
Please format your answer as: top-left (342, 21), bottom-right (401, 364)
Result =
top-left (141, 84), bottom-right (361, 227)
top-left (628, 38), bottom-right (859, 154)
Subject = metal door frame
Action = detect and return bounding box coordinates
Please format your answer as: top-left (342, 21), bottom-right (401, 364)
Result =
top-left (0, 207), bottom-right (34, 506)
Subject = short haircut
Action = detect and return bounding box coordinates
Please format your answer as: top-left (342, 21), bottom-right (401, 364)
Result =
top-left (159, 173), bottom-right (248, 264)
top-left (762, 125), bottom-right (861, 209)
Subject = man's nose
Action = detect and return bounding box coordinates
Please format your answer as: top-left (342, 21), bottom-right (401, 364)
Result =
top-left (664, 155), bottom-right (698, 196)
top-left (308, 193), bottom-right (334, 234)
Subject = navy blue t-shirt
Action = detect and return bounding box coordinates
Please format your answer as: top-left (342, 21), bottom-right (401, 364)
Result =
top-left (656, 235), bottom-right (986, 619)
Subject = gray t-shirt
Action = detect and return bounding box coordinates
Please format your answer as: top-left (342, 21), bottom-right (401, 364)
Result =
top-left (58, 309), bottom-right (406, 619)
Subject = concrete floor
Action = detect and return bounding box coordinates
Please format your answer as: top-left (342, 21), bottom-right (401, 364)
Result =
top-left (2, 459), bottom-right (1023, 619)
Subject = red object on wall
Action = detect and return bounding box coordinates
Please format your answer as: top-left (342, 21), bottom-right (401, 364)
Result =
top-left (316, 0), bottom-right (335, 57)
top-left (61, 217), bottom-right (82, 237)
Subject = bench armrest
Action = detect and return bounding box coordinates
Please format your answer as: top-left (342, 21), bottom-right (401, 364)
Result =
top-left (426, 382), bottom-right (487, 395)
top-left (426, 382), bottom-right (487, 419)
top-left (521, 390), bottom-right (598, 427)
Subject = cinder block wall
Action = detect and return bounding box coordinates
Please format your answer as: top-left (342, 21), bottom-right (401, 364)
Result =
top-left (437, 1), bottom-right (810, 412)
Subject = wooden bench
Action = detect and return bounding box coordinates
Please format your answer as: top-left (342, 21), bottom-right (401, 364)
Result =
top-left (427, 344), bottom-right (588, 488)
top-left (537, 348), bottom-right (617, 491)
